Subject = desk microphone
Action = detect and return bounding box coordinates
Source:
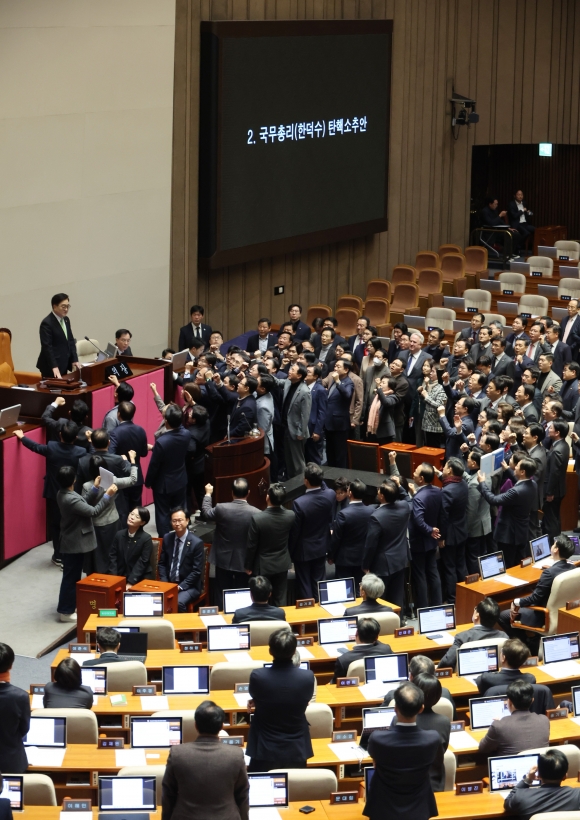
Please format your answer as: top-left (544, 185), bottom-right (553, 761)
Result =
top-left (240, 411), bottom-right (252, 432)
top-left (227, 414), bottom-right (231, 444)
top-left (84, 337), bottom-right (109, 358)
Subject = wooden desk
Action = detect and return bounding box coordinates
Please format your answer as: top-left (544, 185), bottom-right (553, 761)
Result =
top-left (563, 463), bottom-right (579, 531)
top-left (455, 564), bottom-right (542, 624)
top-left (557, 605), bottom-right (580, 635)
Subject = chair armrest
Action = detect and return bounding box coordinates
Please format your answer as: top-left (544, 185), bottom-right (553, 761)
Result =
top-left (14, 371), bottom-right (39, 385)
top-left (513, 606), bottom-right (549, 634)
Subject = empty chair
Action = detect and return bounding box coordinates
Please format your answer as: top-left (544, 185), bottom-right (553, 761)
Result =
top-left (425, 307), bottom-right (456, 331)
top-left (518, 294), bottom-right (549, 316)
top-left (498, 271), bottom-right (526, 294)
top-left (32, 708), bottom-right (98, 744)
top-left (306, 304), bottom-right (332, 326)
top-left (152, 710), bottom-right (198, 742)
top-left (75, 339), bottom-right (100, 364)
top-left (102, 661), bottom-right (147, 691)
top-left (364, 297), bottom-right (390, 327)
top-left (417, 268), bottom-right (443, 297)
top-left (22, 775), bottom-right (57, 806)
top-left (464, 246), bottom-right (488, 275)
top-left (391, 265), bottom-right (416, 287)
top-left (483, 313), bottom-right (507, 326)
top-left (305, 703), bottom-right (333, 738)
top-left (391, 283), bottom-right (419, 314)
top-left (119, 765), bottom-right (166, 805)
top-left (336, 294), bottom-right (364, 312)
top-left (527, 255), bottom-right (554, 278)
top-left (440, 253), bottom-right (466, 280)
top-left (555, 239), bottom-right (580, 260)
top-left (335, 307), bottom-right (360, 337)
top-left (270, 769), bottom-right (337, 801)
top-left (439, 243), bottom-right (462, 257)
top-left (209, 661), bottom-right (264, 690)
top-left (558, 278), bottom-right (580, 300)
top-left (118, 619), bottom-right (175, 649)
top-left (246, 620), bottom-right (292, 646)
top-left (443, 750), bottom-right (457, 792)
top-left (462, 289), bottom-right (491, 312)
top-left (366, 279), bottom-right (391, 301)
top-left (415, 251), bottom-right (440, 272)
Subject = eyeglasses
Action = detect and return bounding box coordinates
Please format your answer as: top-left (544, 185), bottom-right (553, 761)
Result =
top-left (58, 303), bottom-right (71, 310)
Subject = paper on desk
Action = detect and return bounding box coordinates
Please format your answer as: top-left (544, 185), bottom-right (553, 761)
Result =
top-left (321, 603), bottom-right (346, 617)
top-left (297, 646), bottom-right (314, 660)
top-left (328, 741), bottom-right (364, 761)
top-left (429, 632), bottom-right (454, 646)
top-left (93, 696), bottom-right (99, 706)
top-left (448, 731), bottom-right (479, 751)
top-left (570, 716), bottom-right (580, 726)
top-left (31, 695), bottom-right (44, 708)
top-left (461, 675), bottom-right (480, 687)
top-left (200, 614), bottom-right (227, 627)
top-left (359, 684), bottom-right (387, 701)
top-left (493, 574), bottom-right (529, 587)
top-left (141, 696), bottom-right (169, 710)
top-left (99, 466), bottom-right (115, 491)
top-left (234, 692), bottom-right (252, 708)
top-left (321, 643), bottom-right (349, 658)
top-left (115, 749), bottom-right (147, 766)
top-left (249, 808), bottom-right (282, 820)
top-left (224, 652), bottom-right (252, 663)
top-left (540, 659), bottom-right (580, 679)
top-left (26, 747), bottom-right (66, 767)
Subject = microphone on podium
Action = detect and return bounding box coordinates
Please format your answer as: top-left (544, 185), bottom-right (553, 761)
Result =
top-left (227, 414), bottom-right (231, 444)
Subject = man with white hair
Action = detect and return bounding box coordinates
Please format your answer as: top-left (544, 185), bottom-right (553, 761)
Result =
top-left (344, 573), bottom-right (394, 616)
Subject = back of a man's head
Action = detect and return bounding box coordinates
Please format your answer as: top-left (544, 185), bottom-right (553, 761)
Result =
top-left (0, 642), bottom-right (15, 674)
top-left (118, 401), bottom-right (135, 422)
top-left (57, 465), bottom-right (76, 489)
top-left (165, 404), bottom-right (183, 429)
top-left (304, 462), bottom-right (323, 487)
top-left (360, 574), bottom-right (384, 602)
top-left (232, 477), bottom-right (249, 499)
top-left (117, 382), bottom-right (134, 403)
top-left (501, 638), bottom-right (530, 669)
top-left (249, 575), bottom-right (271, 603)
top-left (269, 628), bottom-right (296, 660)
top-left (267, 483), bottom-right (286, 506)
top-left (195, 700), bottom-right (225, 735)
top-left (61, 421), bottom-right (79, 444)
top-left (506, 679), bottom-right (534, 712)
top-left (394, 682), bottom-right (424, 719)
top-left (409, 655), bottom-right (436, 679)
top-left (91, 428), bottom-right (110, 450)
top-left (412, 673), bottom-right (442, 710)
top-left (356, 617), bottom-right (380, 644)
top-left (97, 627), bottom-right (121, 652)
top-left (537, 748), bottom-right (568, 783)
top-left (476, 597), bottom-right (500, 628)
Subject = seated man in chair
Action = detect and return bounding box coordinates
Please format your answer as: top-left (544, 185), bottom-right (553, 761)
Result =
top-left (158, 507), bottom-right (204, 612)
top-left (232, 576), bottom-right (286, 624)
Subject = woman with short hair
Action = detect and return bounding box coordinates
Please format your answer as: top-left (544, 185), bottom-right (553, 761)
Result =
top-left (43, 657), bottom-right (93, 709)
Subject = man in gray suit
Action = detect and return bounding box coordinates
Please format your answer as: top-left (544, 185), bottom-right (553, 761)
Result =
top-left (202, 478), bottom-right (260, 610)
top-left (55, 465), bottom-right (117, 622)
top-left (537, 352), bottom-right (563, 395)
top-left (280, 363), bottom-right (311, 478)
top-left (479, 680), bottom-right (549, 757)
top-left (245, 484), bottom-right (295, 606)
top-left (162, 700), bottom-right (249, 820)
top-left (504, 748), bottom-right (580, 820)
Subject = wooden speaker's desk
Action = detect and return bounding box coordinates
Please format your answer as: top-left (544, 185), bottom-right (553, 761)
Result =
top-left (17, 807), bottom-right (324, 820)
top-left (455, 564), bottom-right (542, 624)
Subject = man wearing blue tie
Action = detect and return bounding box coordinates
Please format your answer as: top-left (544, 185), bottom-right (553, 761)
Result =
top-left (323, 359), bottom-right (354, 468)
top-left (158, 507), bottom-right (204, 611)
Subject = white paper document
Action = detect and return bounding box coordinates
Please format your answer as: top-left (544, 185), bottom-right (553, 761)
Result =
top-left (448, 731), bottom-right (479, 751)
top-left (26, 747), bottom-right (66, 767)
top-left (74, 653), bottom-right (95, 662)
top-left (541, 659), bottom-right (580, 679)
top-left (31, 695), bottom-right (44, 708)
top-left (493, 574), bottom-right (528, 587)
top-left (141, 696), bottom-right (169, 710)
top-left (224, 652), bottom-right (252, 663)
top-left (234, 692), bottom-right (252, 707)
top-left (321, 603), bottom-right (346, 617)
top-left (297, 647), bottom-right (314, 659)
top-left (115, 749), bottom-right (147, 766)
top-left (93, 696), bottom-right (99, 706)
top-left (359, 683), bottom-right (387, 701)
top-left (429, 632), bottom-right (454, 646)
top-left (570, 716), bottom-right (580, 726)
top-left (201, 615), bottom-right (227, 627)
top-left (249, 809), bottom-right (282, 820)
top-left (321, 643), bottom-right (349, 658)
top-left (328, 741), bottom-right (365, 761)
top-left (99, 466), bottom-right (115, 491)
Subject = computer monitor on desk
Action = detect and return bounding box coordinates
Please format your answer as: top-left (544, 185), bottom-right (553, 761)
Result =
top-left (478, 551), bottom-right (506, 581)
top-left (0, 404), bottom-right (21, 431)
top-left (123, 592), bottom-right (163, 617)
top-left (457, 644), bottom-right (499, 677)
top-left (417, 604), bottom-right (456, 635)
top-left (530, 534), bottom-right (552, 565)
top-left (207, 624), bottom-right (251, 652)
top-left (0, 777), bottom-right (23, 811)
top-left (130, 717), bottom-right (182, 748)
top-left (81, 666), bottom-right (107, 694)
top-left (469, 696), bottom-right (510, 729)
top-left (223, 588), bottom-right (253, 614)
top-left (541, 632), bottom-right (580, 664)
top-left (248, 773), bottom-right (288, 808)
top-left (162, 665), bottom-right (210, 695)
top-left (364, 653), bottom-right (409, 685)
top-left (317, 617), bottom-right (357, 646)
top-left (24, 716), bottom-right (67, 747)
top-left (318, 578), bottom-right (356, 606)
top-left (99, 776), bottom-right (156, 813)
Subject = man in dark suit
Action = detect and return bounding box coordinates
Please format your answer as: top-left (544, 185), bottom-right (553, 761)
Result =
top-left (388, 358), bottom-right (410, 442)
top-left (560, 362), bottom-right (579, 416)
top-left (477, 456), bottom-right (539, 567)
top-left (304, 364), bottom-right (327, 464)
top-left (108, 401), bottom-right (148, 513)
top-left (348, 316), bottom-right (371, 358)
top-left (145, 405), bottom-right (191, 537)
top-left (545, 324), bottom-right (572, 377)
top-left (329, 479), bottom-right (376, 590)
top-left (289, 463), bottom-right (334, 601)
top-left (344, 574), bottom-right (393, 616)
top-left (178, 305), bottom-right (212, 351)
top-left (438, 597), bottom-right (507, 669)
top-left (507, 189), bottom-right (535, 243)
top-left (76, 428), bottom-right (131, 488)
top-left (0, 643), bottom-right (30, 774)
top-left (42, 397), bottom-right (91, 450)
top-left (201, 477), bottom-right (259, 609)
top-left (437, 399), bottom-right (476, 460)
top-left (324, 359), bottom-right (354, 468)
top-left (505, 315), bottom-right (531, 357)
top-left (361, 477), bottom-right (410, 608)
top-left (542, 420), bottom-right (570, 542)
top-left (408, 463), bottom-right (443, 610)
top-left (458, 312), bottom-right (485, 344)
top-left (479, 679), bottom-right (549, 756)
top-left (386, 322), bottom-right (409, 364)
top-left (476, 638), bottom-right (536, 694)
top-left (364, 682), bottom-right (441, 820)
top-left (245, 484), bottom-right (295, 605)
top-left (15, 422), bottom-right (87, 566)
top-left (512, 340), bottom-right (536, 393)
top-left (490, 337), bottom-right (515, 379)
top-left (245, 318), bottom-right (278, 355)
top-left (286, 303), bottom-right (311, 341)
top-left (36, 292), bottom-right (79, 378)
top-left (228, 375), bottom-right (257, 438)
top-left (162, 700), bottom-right (249, 820)
top-left (479, 196), bottom-right (521, 255)
top-left (504, 748), bottom-right (580, 820)
top-left (247, 629), bottom-right (315, 771)
top-left (114, 329), bottom-right (133, 356)
top-left (439, 458), bottom-right (468, 603)
top-left (82, 627), bottom-right (125, 666)
top-left (232, 575), bottom-right (286, 623)
top-left (332, 617), bottom-right (393, 681)
top-left (470, 325), bottom-right (493, 363)
top-left (560, 298), bottom-right (580, 358)
top-left (158, 507), bottom-right (204, 611)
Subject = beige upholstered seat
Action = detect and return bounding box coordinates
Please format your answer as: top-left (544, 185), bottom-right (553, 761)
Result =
top-left (425, 307), bottom-right (456, 331)
top-left (118, 619), bottom-right (175, 649)
top-left (345, 658), bottom-right (366, 682)
top-left (527, 255), bottom-right (554, 277)
top-left (270, 769), bottom-right (338, 801)
top-left (555, 239), bottom-right (580, 260)
top-left (558, 278), bottom-right (580, 300)
top-left (483, 313), bottom-right (507, 326)
top-left (462, 289), bottom-right (492, 312)
top-left (151, 710), bottom-right (198, 742)
top-left (75, 339), bottom-right (100, 363)
top-left (305, 703), bottom-right (333, 738)
top-left (518, 743), bottom-right (580, 779)
top-left (118, 766), bottom-right (166, 804)
top-left (498, 271), bottom-right (526, 294)
top-left (443, 749), bottom-right (457, 791)
top-left (245, 620), bottom-right (292, 646)
top-left (366, 611), bottom-right (400, 636)
top-left (432, 697), bottom-right (454, 720)
top-left (22, 775), bottom-right (57, 806)
top-left (209, 661), bottom-right (264, 689)
top-left (518, 294), bottom-right (549, 316)
top-left (100, 660), bottom-right (147, 691)
top-left (31, 708), bottom-right (98, 744)
top-left (513, 567), bottom-right (580, 635)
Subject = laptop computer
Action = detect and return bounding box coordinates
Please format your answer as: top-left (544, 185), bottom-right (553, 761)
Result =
top-left (105, 342), bottom-right (119, 358)
top-left (457, 645), bottom-right (499, 678)
top-left (317, 617), bottom-right (357, 648)
top-left (541, 631), bottom-right (580, 664)
top-left (537, 246), bottom-right (558, 259)
top-left (488, 752), bottom-right (539, 793)
top-left (0, 776), bottom-right (23, 812)
top-left (223, 588), bottom-right (253, 614)
top-left (98, 631), bottom-right (148, 664)
top-left (0, 404), bottom-right (21, 429)
top-left (24, 716), bottom-right (67, 747)
top-left (98, 775), bottom-right (156, 820)
top-left (207, 624), bottom-right (251, 652)
top-left (530, 534), bottom-right (553, 566)
top-left (469, 696), bottom-right (510, 729)
top-left (130, 717), bottom-right (182, 748)
top-left (171, 349), bottom-right (190, 372)
top-left (568, 535), bottom-right (580, 556)
top-left (162, 665), bottom-right (210, 695)
top-left (81, 666), bottom-right (107, 695)
top-left (572, 684), bottom-right (580, 716)
top-left (248, 772), bottom-right (289, 811)
top-left (318, 578), bottom-right (356, 613)
top-left (417, 604), bottom-right (456, 635)
top-left (478, 551), bottom-right (507, 581)
top-left (123, 592), bottom-right (164, 617)
top-left (364, 654), bottom-right (409, 686)
top-left (510, 261), bottom-right (530, 275)
top-left (359, 707), bottom-right (396, 749)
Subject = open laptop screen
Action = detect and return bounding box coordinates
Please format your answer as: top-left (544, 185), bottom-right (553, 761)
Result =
top-left (573, 685), bottom-right (580, 716)
top-left (162, 666), bottom-right (210, 695)
top-left (24, 717), bottom-right (66, 747)
top-left (457, 645), bottom-right (499, 677)
top-left (0, 776), bottom-right (23, 811)
top-left (479, 551), bottom-right (506, 580)
top-left (130, 717), bottom-right (182, 748)
top-left (248, 774), bottom-right (289, 807)
top-left (223, 588), bottom-right (253, 614)
top-left (489, 753), bottom-right (539, 792)
top-left (417, 605), bottom-right (455, 634)
top-left (81, 666), bottom-right (107, 694)
top-left (123, 592), bottom-right (164, 617)
top-left (364, 654), bottom-right (408, 684)
top-left (317, 617), bottom-right (357, 645)
top-left (318, 578), bottom-right (356, 605)
top-left (469, 696), bottom-right (510, 730)
top-left (542, 632), bottom-right (580, 664)
top-left (362, 707), bottom-right (395, 728)
top-left (98, 776), bottom-right (156, 811)
top-left (530, 535), bottom-right (551, 563)
top-left (207, 625), bottom-right (251, 652)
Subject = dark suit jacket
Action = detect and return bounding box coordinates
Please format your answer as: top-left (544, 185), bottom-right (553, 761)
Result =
top-left (544, 438), bottom-right (569, 498)
top-left (308, 380), bottom-right (327, 438)
top-left (108, 528), bottom-right (154, 585)
top-left (391, 373), bottom-right (409, 428)
top-left (333, 640), bottom-right (393, 681)
top-left (561, 378), bottom-right (578, 415)
top-left (408, 484), bottom-right (442, 553)
top-left (41, 404), bottom-right (91, 450)
top-left (162, 735), bottom-right (249, 820)
top-left (158, 530), bottom-right (204, 595)
top-left (82, 651), bottom-right (125, 667)
top-left (108, 421), bottom-right (149, 485)
top-left (438, 414), bottom-right (474, 460)
top-left (247, 661), bottom-right (315, 765)
top-left (478, 709), bottom-right (550, 756)
top-left (178, 322), bottom-right (212, 351)
top-left (229, 396), bottom-right (257, 438)
top-left (364, 724), bottom-right (440, 820)
top-left (0, 799), bottom-right (12, 820)
top-left (324, 377), bottom-right (354, 431)
top-left (37, 312), bottom-right (77, 376)
top-left (504, 781), bottom-right (580, 820)
top-left (516, 560), bottom-right (575, 628)
top-left (330, 502), bottom-right (378, 567)
top-left (246, 332), bottom-right (278, 354)
top-left (20, 437), bottom-right (86, 499)
top-left (362, 497), bottom-right (410, 576)
top-left (289, 484), bottom-right (335, 562)
top-left (0, 682), bottom-right (30, 774)
top-left (290, 320), bottom-right (311, 341)
top-left (478, 478), bottom-right (539, 546)
top-left (438, 625), bottom-right (508, 670)
top-left (440, 479), bottom-right (468, 545)
top-left (476, 667), bottom-right (536, 695)
top-left (145, 426), bottom-right (191, 493)
top-left (480, 206), bottom-right (508, 227)
top-left (560, 313), bottom-right (580, 354)
top-left (505, 331), bottom-right (531, 358)
top-left (490, 354), bottom-right (516, 379)
top-left (245, 506), bottom-right (295, 575)
top-left (344, 600), bottom-right (393, 616)
top-left (486, 682), bottom-right (554, 714)
top-left (550, 340), bottom-right (573, 377)
top-left (42, 682), bottom-right (94, 709)
top-left (76, 450), bottom-right (131, 490)
top-left (392, 710), bottom-right (451, 793)
top-left (232, 602), bottom-right (286, 623)
top-left (202, 497), bottom-right (260, 572)
top-left (507, 199), bottom-right (532, 228)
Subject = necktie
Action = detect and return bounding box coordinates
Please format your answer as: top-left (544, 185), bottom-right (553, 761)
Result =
top-left (406, 355), bottom-right (414, 375)
top-left (492, 357), bottom-right (497, 369)
top-left (527, 343), bottom-right (534, 358)
top-left (170, 537), bottom-right (182, 582)
top-left (60, 318), bottom-right (67, 338)
top-left (195, 326), bottom-right (200, 339)
top-left (562, 321), bottom-right (572, 344)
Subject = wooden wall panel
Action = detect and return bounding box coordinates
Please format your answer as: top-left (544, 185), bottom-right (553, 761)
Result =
top-left (170, 0), bottom-right (580, 345)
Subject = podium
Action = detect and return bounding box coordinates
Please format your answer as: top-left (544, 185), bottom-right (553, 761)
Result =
top-left (533, 225), bottom-right (566, 255)
top-left (205, 431), bottom-right (270, 509)
top-left (131, 580), bottom-right (179, 613)
top-left (411, 447), bottom-right (446, 487)
top-left (76, 574), bottom-right (126, 643)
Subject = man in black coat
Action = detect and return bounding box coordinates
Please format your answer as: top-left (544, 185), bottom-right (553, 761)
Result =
top-left (332, 617), bottom-right (393, 681)
top-left (329, 479), bottom-right (376, 590)
top-left (232, 576), bottom-right (286, 623)
top-left (437, 399), bottom-right (476, 460)
top-left (178, 304), bottom-right (212, 351)
top-left (286, 304), bottom-right (311, 342)
top-left (439, 458), bottom-right (469, 603)
top-left (158, 507), bottom-right (204, 611)
top-left (324, 359), bottom-right (354, 468)
top-left (408, 463), bottom-right (443, 610)
top-left (545, 324), bottom-right (572, 378)
top-left (364, 682), bottom-right (441, 820)
top-left (345, 574), bottom-right (393, 616)
top-left (42, 397), bottom-right (91, 450)
top-left (542, 420), bottom-right (570, 543)
top-left (77, 428), bottom-right (132, 488)
top-left (145, 405), bottom-right (191, 537)
top-left (504, 748), bottom-right (580, 819)
top-left (247, 630), bottom-right (315, 771)
top-left (476, 638), bottom-right (536, 695)
top-left (560, 298), bottom-right (580, 358)
top-left (36, 292), bottom-right (79, 378)
top-left (0, 643), bottom-right (30, 774)
top-left (438, 597), bottom-right (507, 670)
top-left (228, 376), bottom-right (258, 438)
top-left (479, 196), bottom-right (521, 255)
top-left (82, 627), bottom-right (125, 666)
top-left (245, 484), bottom-right (295, 606)
top-left (246, 318), bottom-right (278, 355)
top-left (108, 401), bottom-right (149, 513)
